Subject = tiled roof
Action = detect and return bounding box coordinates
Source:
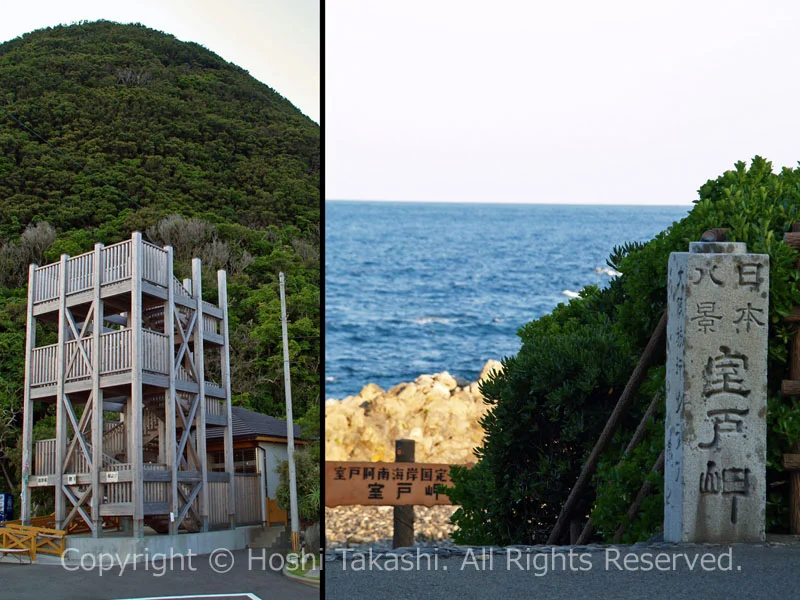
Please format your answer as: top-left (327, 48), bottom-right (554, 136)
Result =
top-left (206, 406), bottom-right (303, 441)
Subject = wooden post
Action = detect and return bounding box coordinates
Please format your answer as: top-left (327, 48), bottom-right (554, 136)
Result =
top-left (576, 392), bottom-right (662, 544)
top-left (130, 232), bottom-right (144, 536)
top-left (164, 246), bottom-right (178, 535)
top-left (612, 450), bottom-right (665, 543)
top-left (547, 310), bottom-right (667, 545)
top-left (91, 243), bottom-right (104, 537)
top-left (280, 272), bottom-right (300, 550)
top-left (21, 264), bottom-right (37, 525)
top-left (789, 224), bottom-right (800, 533)
top-left (258, 447), bottom-right (267, 526)
top-left (218, 269), bottom-right (236, 529)
top-left (192, 258), bottom-right (209, 532)
top-left (54, 254), bottom-right (69, 529)
top-left (393, 439), bottom-right (415, 548)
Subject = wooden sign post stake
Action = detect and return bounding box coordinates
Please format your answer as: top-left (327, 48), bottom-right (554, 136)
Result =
top-left (393, 439), bottom-right (415, 549)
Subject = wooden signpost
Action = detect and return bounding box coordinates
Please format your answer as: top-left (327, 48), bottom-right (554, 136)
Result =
top-left (325, 439), bottom-right (460, 548)
top-left (324, 461), bottom-right (454, 507)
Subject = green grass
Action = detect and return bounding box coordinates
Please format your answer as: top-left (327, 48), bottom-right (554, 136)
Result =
top-left (285, 551), bottom-right (321, 578)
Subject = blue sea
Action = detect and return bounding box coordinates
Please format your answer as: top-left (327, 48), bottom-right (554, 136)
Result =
top-left (325, 201), bottom-right (690, 400)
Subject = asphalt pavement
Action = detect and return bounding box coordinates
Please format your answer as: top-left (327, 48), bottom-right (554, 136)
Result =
top-left (325, 540), bottom-right (800, 599)
top-left (0, 548), bottom-right (318, 600)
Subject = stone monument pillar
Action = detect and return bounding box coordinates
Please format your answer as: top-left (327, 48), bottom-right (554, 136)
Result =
top-left (665, 241), bottom-right (769, 543)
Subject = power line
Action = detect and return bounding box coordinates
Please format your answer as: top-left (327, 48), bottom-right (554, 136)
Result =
top-left (0, 108), bottom-right (143, 210)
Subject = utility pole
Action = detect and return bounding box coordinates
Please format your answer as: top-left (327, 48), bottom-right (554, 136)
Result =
top-left (280, 272), bottom-right (301, 551)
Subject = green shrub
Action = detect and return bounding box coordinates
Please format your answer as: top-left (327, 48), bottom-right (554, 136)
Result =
top-left (276, 445), bottom-right (320, 526)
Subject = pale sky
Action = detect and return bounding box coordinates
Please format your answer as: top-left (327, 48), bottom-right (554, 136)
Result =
top-left (1, 0), bottom-right (319, 123)
top-left (326, 0), bottom-right (800, 205)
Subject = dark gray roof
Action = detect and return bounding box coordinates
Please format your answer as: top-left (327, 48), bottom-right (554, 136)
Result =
top-left (206, 406), bottom-right (303, 441)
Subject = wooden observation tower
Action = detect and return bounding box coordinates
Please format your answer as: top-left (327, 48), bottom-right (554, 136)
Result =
top-left (19, 232), bottom-right (238, 537)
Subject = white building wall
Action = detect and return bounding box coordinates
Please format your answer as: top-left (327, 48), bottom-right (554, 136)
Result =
top-left (260, 442), bottom-right (289, 499)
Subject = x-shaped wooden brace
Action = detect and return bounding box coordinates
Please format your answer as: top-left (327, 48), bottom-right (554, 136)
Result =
top-left (62, 392), bottom-right (93, 474)
top-left (176, 393), bottom-right (201, 471)
top-left (173, 307), bottom-right (202, 471)
top-left (62, 484), bottom-right (94, 534)
top-left (174, 306), bottom-right (199, 383)
top-left (64, 304), bottom-right (95, 379)
top-left (176, 481), bottom-right (202, 526)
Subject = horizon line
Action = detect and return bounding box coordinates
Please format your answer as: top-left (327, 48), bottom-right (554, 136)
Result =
top-left (325, 198), bottom-right (694, 208)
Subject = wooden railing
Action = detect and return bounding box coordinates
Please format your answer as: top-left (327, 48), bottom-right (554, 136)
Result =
top-left (173, 276), bottom-right (192, 299)
top-left (100, 328), bottom-right (131, 374)
top-left (64, 338), bottom-right (93, 381)
top-left (207, 398), bottom-right (224, 417)
top-left (234, 474), bottom-right (261, 525)
top-left (30, 345), bottom-right (57, 386)
top-left (142, 242), bottom-right (168, 287)
top-left (30, 327), bottom-right (222, 387)
top-left (144, 481), bottom-right (169, 504)
top-left (105, 481), bottom-right (132, 503)
top-left (142, 329), bottom-right (169, 373)
top-left (103, 462), bottom-right (132, 473)
top-left (0, 523), bottom-right (66, 559)
top-left (101, 239), bottom-right (131, 284)
top-left (34, 439), bottom-right (56, 476)
top-left (32, 263), bottom-right (60, 303)
top-left (103, 422), bottom-right (126, 459)
top-left (34, 440), bottom-right (128, 475)
top-left (30, 238), bottom-right (183, 304)
top-left (69, 451), bottom-right (90, 474)
top-left (203, 314), bottom-right (220, 336)
top-left (66, 251), bottom-right (94, 295)
top-left (177, 364), bottom-right (194, 383)
top-left (29, 238), bottom-right (177, 305)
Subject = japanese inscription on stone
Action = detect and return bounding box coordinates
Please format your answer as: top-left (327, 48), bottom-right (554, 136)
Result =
top-left (324, 461), bottom-right (456, 507)
top-left (665, 242), bottom-right (768, 543)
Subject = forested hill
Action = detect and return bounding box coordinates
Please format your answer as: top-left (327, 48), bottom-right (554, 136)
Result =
top-left (0, 21), bottom-right (320, 483)
top-left (0, 20), bottom-right (319, 233)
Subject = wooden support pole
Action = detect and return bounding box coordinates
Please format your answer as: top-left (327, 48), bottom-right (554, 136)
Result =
top-left (91, 243), bottom-right (104, 537)
top-left (131, 232), bottom-right (144, 536)
top-left (576, 392), bottom-right (662, 544)
top-left (612, 450), bottom-right (665, 543)
top-left (55, 254), bottom-right (70, 528)
top-left (21, 263), bottom-right (37, 525)
top-left (218, 269), bottom-right (236, 529)
top-left (547, 310), bottom-right (668, 545)
top-left (258, 447), bottom-right (267, 527)
top-left (192, 258), bottom-right (209, 532)
top-left (786, 222), bottom-right (800, 534)
top-left (393, 439), bottom-right (415, 549)
top-left (164, 246), bottom-right (178, 535)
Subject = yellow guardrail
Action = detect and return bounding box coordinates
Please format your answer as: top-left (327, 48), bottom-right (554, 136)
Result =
top-left (0, 523), bottom-right (66, 560)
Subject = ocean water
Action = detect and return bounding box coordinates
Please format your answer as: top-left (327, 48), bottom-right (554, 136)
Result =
top-left (325, 201), bottom-right (690, 400)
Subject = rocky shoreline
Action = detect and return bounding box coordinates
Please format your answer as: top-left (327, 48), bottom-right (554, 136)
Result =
top-left (325, 360), bottom-right (503, 547)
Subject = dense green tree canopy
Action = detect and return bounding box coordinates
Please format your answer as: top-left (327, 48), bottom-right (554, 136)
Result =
top-left (0, 21), bottom-right (319, 491)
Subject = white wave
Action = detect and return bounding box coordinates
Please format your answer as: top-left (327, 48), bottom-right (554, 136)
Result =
top-left (412, 317), bottom-right (454, 325)
top-left (325, 376), bottom-right (336, 382)
top-left (595, 267), bottom-right (622, 277)
top-left (562, 290), bottom-right (581, 298)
